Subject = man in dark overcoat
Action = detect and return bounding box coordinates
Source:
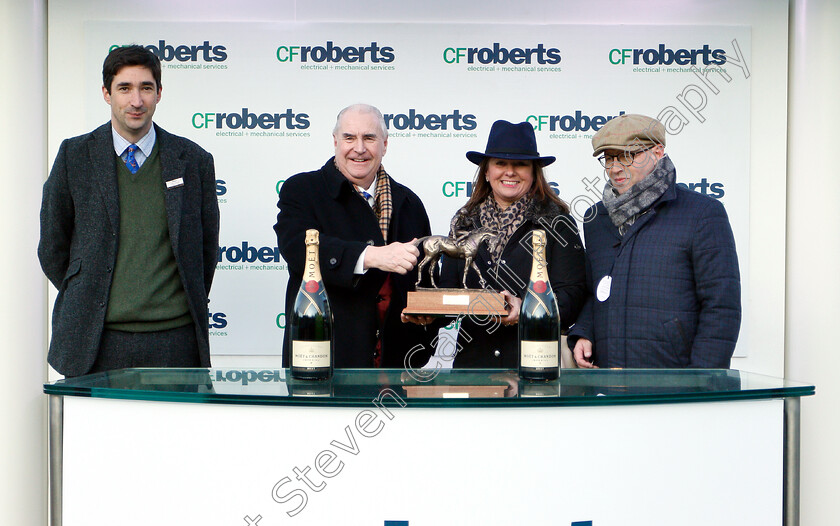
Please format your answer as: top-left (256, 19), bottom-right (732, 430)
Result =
top-left (568, 114), bottom-right (740, 368)
top-left (39, 45), bottom-right (220, 377)
top-left (275, 103), bottom-right (432, 368)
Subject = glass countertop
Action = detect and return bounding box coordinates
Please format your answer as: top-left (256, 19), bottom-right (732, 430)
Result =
top-left (43, 368), bottom-right (814, 407)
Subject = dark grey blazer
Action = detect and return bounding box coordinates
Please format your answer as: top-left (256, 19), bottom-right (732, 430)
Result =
top-left (38, 122), bottom-right (220, 376)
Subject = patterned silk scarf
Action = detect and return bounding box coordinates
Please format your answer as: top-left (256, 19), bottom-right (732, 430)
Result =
top-left (477, 194), bottom-right (533, 261)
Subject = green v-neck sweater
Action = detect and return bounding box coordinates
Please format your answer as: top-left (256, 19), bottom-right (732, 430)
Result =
top-left (105, 144), bottom-right (192, 331)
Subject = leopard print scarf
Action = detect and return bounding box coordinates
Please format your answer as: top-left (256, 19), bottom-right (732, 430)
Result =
top-left (477, 194), bottom-right (533, 261)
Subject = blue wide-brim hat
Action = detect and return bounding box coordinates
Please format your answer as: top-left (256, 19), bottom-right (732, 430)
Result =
top-left (466, 120), bottom-right (556, 167)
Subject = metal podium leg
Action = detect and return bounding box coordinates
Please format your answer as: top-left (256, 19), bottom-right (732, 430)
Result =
top-left (784, 397), bottom-right (801, 526)
top-left (49, 395), bottom-right (63, 526)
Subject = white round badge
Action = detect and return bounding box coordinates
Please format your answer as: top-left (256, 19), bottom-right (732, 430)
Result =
top-left (596, 275), bottom-right (612, 302)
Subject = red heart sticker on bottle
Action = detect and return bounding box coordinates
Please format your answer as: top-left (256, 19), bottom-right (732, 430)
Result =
top-left (533, 280), bottom-right (547, 293)
top-left (305, 280), bottom-right (319, 293)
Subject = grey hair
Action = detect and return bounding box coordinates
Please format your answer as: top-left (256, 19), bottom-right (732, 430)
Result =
top-left (333, 103), bottom-right (388, 139)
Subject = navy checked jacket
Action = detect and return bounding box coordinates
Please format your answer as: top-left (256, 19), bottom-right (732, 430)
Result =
top-left (567, 172), bottom-right (741, 368)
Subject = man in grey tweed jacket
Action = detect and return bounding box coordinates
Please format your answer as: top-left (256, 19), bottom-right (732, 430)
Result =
top-left (38, 45), bottom-right (219, 377)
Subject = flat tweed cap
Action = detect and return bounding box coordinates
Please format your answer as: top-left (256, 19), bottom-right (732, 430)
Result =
top-left (591, 114), bottom-right (666, 156)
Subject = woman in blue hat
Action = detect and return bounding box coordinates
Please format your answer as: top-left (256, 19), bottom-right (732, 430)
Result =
top-left (405, 120), bottom-right (587, 368)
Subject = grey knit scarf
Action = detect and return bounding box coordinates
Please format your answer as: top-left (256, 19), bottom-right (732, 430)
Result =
top-left (602, 155), bottom-right (675, 235)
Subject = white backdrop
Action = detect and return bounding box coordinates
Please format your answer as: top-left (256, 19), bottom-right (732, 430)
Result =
top-left (78, 22), bottom-right (752, 357)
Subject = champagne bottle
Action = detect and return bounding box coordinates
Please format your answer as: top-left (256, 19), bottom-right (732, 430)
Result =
top-left (518, 229), bottom-right (560, 381)
top-left (289, 229), bottom-right (334, 380)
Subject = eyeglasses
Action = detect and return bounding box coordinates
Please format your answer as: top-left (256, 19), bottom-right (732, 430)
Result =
top-left (597, 146), bottom-right (655, 168)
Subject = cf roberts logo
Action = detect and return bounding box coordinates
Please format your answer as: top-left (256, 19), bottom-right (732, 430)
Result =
top-left (384, 109), bottom-right (477, 131)
top-left (214, 369), bottom-right (282, 385)
top-left (218, 242), bottom-right (281, 263)
top-left (208, 311), bottom-right (227, 329)
top-left (528, 111), bottom-right (625, 132)
top-left (276, 41), bottom-right (395, 63)
top-left (443, 180), bottom-right (562, 198)
top-left (208, 311), bottom-right (227, 336)
top-left (192, 109), bottom-right (309, 130)
top-left (442, 181), bottom-right (474, 198)
top-left (610, 44), bottom-right (726, 66)
top-left (215, 180), bottom-right (228, 204)
top-left (110, 40), bottom-right (227, 62)
top-left (444, 43), bottom-right (561, 65)
top-left (677, 178), bottom-right (725, 199)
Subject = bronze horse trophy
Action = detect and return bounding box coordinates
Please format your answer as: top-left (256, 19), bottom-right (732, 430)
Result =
top-left (403, 227), bottom-right (506, 316)
top-left (413, 228), bottom-right (498, 289)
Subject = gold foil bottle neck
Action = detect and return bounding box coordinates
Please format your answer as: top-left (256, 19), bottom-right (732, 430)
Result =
top-left (531, 229), bottom-right (547, 251)
top-left (531, 229), bottom-right (548, 274)
top-left (304, 229), bottom-right (322, 282)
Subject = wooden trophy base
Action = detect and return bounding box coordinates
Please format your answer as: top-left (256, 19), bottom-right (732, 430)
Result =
top-left (402, 384), bottom-right (509, 398)
top-left (403, 288), bottom-right (507, 317)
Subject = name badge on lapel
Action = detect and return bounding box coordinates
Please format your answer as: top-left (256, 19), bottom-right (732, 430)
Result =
top-left (596, 275), bottom-right (612, 302)
top-left (165, 178), bottom-right (184, 189)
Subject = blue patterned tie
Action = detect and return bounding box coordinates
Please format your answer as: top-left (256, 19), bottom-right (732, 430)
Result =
top-left (124, 144), bottom-right (139, 174)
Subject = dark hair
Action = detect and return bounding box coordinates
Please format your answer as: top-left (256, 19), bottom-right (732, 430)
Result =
top-left (460, 158), bottom-right (569, 215)
top-left (102, 45), bottom-right (162, 94)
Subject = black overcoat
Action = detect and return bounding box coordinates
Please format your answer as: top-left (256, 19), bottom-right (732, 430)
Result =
top-left (437, 200), bottom-right (587, 368)
top-left (275, 158), bottom-right (432, 368)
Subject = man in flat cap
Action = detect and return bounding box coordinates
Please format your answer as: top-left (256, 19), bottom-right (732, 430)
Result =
top-left (567, 114), bottom-right (741, 368)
